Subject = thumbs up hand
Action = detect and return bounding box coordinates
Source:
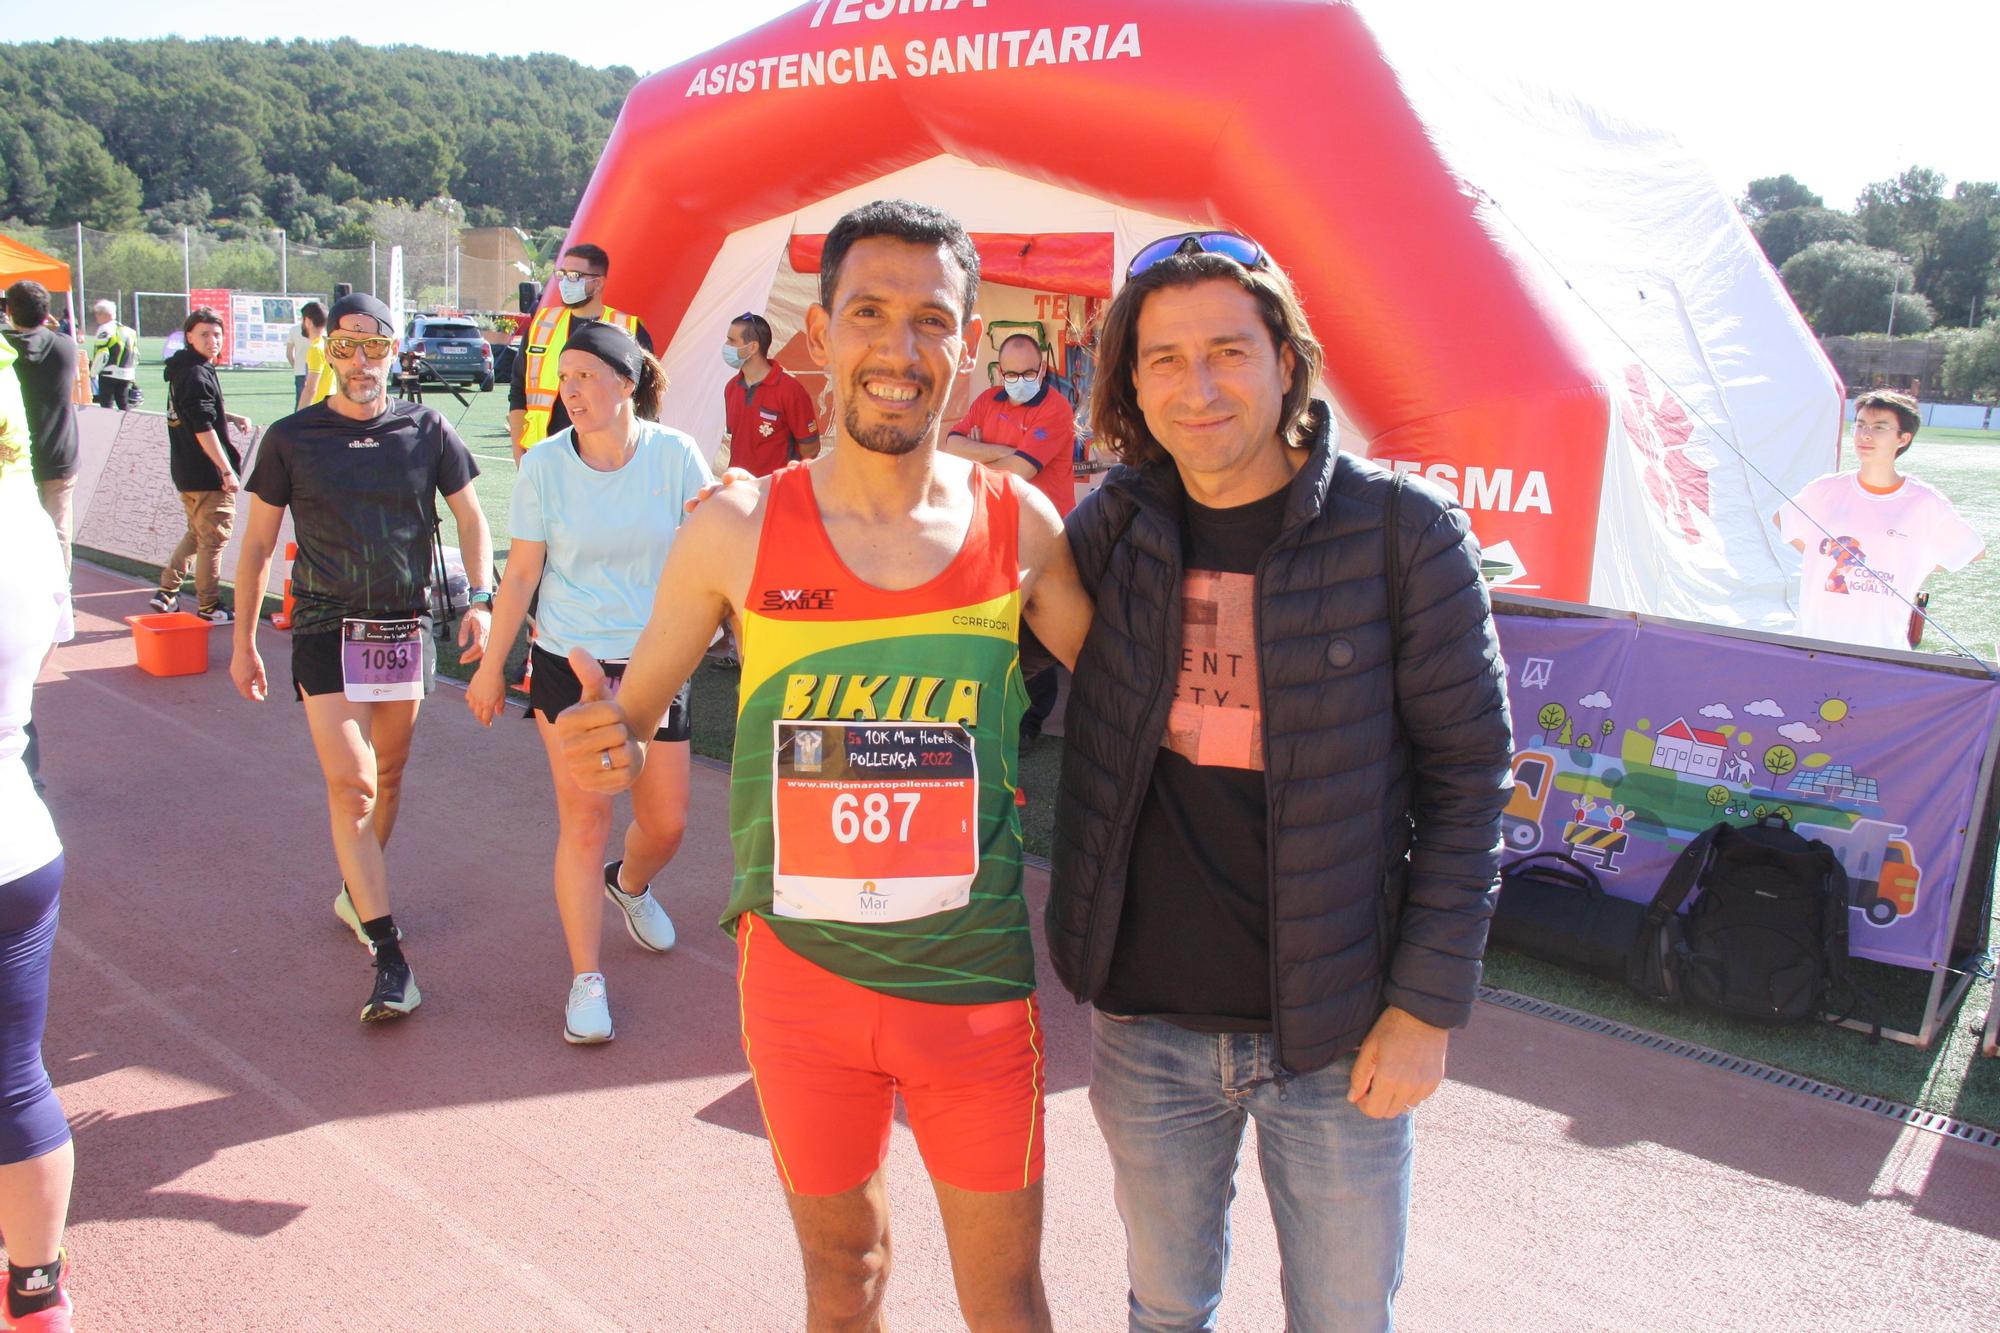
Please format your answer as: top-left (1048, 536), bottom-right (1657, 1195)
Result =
top-left (558, 647), bottom-right (638, 792)
top-left (573, 647), bottom-right (612, 702)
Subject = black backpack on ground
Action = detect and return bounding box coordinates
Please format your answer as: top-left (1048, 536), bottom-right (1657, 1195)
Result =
top-left (1493, 852), bottom-right (1651, 986)
top-left (1632, 816), bottom-right (1851, 1026)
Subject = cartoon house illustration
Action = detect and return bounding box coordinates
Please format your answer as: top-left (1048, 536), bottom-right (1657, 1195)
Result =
top-left (1651, 716), bottom-right (1726, 778)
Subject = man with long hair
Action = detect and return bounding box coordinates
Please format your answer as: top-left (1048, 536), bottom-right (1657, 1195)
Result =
top-left (1048, 232), bottom-right (1514, 1331)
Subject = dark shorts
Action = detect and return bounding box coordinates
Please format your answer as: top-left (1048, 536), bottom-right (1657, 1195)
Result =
top-left (292, 621), bottom-right (437, 702)
top-left (529, 643), bottom-right (690, 742)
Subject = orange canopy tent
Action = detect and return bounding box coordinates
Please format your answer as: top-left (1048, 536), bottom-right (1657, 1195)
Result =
top-left (1, 231), bottom-right (88, 402)
top-left (0, 232), bottom-right (71, 292)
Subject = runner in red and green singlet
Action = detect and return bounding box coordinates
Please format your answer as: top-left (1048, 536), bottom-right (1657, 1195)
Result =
top-left (727, 459), bottom-right (1033, 1002)
top-left (554, 200), bottom-right (1092, 1331)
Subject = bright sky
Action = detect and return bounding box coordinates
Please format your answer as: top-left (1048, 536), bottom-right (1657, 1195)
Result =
top-left (15, 0), bottom-right (1997, 209)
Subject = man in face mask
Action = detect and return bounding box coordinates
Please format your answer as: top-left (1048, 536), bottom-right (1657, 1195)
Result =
top-left (944, 332), bottom-right (1077, 521)
top-left (508, 243), bottom-right (653, 463)
top-left (720, 311), bottom-right (820, 477)
top-left (944, 330), bottom-right (1079, 746)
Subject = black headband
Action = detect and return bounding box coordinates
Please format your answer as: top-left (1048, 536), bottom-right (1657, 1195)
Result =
top-left (326, 292), bottom-right (397, 336)
top-left (566, 318), bottom-right (645, 383)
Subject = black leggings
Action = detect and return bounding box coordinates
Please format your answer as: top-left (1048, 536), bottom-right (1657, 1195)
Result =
top-left (0, 853), bottom-right (67, 1165)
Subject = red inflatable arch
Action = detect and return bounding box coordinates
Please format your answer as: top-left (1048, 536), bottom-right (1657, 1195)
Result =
top-left (565, 0), bottom-right (1610, 597)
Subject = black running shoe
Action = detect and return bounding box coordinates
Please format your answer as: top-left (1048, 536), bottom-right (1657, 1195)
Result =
top-left (361, 939), bottom-right (421, 1023)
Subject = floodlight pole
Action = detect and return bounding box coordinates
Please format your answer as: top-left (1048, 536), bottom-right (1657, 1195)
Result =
top-left (182, 227), bottom-right (191, 307)
top-left (278, 228), bottom-right (288, 296)
top-left (1886, 268), bottom-right (1900, 338)
top-left (371, 241), bottom-right (378, 297)
top-left (74, 222), bottom-right (84, 320)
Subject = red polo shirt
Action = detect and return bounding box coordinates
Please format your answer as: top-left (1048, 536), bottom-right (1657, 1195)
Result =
top-left (951, 382), bottom-right (1076, 516)
top-left (724, 363), bottom-right (819, 478)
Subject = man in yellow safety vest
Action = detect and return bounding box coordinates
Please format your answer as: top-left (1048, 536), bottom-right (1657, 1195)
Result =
top-left (507, 242), bottom-right (651, 463)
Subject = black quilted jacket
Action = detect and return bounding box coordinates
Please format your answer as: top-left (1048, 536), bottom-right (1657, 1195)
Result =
top-left (1048, 404), bottom-right (1515, 1073)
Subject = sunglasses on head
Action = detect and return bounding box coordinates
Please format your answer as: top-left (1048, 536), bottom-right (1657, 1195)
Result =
top-left (327, 334), bottom-right (395, 361)
top-left (1125, 231), bottom-right (1266, 280)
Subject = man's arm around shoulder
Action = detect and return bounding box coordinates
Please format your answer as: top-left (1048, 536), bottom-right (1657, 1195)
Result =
top-left (1014, 475), bottom-right (1090, 670)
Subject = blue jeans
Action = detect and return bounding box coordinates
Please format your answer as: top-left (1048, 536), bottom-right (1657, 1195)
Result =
top-left (1089, 1011), bottom-right (1413, 1332)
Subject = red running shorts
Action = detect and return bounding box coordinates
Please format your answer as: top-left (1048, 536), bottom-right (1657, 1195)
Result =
top-left (735, 913), bottom-right (1046, 1196)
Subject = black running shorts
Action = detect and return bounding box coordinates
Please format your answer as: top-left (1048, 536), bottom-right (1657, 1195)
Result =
top-left (528, 643), bottom-right (691, 742)
top-left (291, 621), bottom-right (437, 702)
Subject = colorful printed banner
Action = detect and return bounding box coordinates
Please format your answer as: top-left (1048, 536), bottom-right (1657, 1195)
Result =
top-left (187, 287), bottom-right (233, 364)
top-left (1495, 612), bottom-right (2000, 970)
top-left (227, 292), bottom-right (300, 368)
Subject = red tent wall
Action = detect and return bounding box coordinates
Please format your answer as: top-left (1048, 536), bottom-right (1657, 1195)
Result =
top-left (790, 233), bottom-right (1113, 297)
top-left (565, 0), bottom-right (1609, 597)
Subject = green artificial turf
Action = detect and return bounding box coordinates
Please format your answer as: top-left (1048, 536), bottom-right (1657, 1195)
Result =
top-left (1899, 431), bottom-right (2000, 661)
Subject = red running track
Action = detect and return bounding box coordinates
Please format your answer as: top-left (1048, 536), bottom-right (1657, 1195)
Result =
top-left (28, 563), bottom-right (2000, 1330)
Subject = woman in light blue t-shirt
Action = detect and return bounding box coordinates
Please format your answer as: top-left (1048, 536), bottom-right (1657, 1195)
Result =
top-left (468, 322), bottom-right (713, 1045)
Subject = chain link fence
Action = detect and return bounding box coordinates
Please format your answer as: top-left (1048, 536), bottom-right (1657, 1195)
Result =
top-left (10, 222), bottom-right (536, 338)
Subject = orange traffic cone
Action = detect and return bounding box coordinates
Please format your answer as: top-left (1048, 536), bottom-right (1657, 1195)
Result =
top-left (511, 625), bottom-right (535, 695)
top-left (270, 542), bottom-right (299, 629)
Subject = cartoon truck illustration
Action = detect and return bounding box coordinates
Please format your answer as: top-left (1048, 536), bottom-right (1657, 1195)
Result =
top-left (1501, 751), bottom-right (1554, 852)
top-left (1795, 817), bottom-right (1920, 925)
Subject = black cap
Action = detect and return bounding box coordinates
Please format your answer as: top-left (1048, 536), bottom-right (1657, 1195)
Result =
top-left (327, 292), bottom-right (397, 337)
top-left (565, 319), bottom-right (645, 384)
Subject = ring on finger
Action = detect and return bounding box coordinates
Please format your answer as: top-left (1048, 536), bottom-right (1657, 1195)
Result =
top-left (599, 750), bottom-right (614, 771)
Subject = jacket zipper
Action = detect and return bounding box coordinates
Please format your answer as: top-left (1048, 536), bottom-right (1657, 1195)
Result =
top-left (1251, 499), bottom-right (1315, 1074)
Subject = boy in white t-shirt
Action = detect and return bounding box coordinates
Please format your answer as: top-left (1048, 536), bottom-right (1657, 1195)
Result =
top-left (1773, 389), bottom-right (1985, 650)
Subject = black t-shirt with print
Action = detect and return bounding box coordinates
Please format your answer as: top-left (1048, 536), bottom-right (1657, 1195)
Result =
top-left (246, 400), bottom-right (478, 636)
top-left (1097, 483), bottom-right (1289, 1033)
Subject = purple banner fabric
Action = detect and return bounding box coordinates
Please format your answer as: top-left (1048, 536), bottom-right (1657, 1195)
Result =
top-left (1496, 613), bottom-right (2000, 970)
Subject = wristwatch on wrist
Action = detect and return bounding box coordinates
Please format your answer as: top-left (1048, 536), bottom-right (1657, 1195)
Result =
top-left (467, 588), bottom-right (495, 609)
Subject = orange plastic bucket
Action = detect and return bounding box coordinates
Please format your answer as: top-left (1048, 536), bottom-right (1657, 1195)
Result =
top-left (125, 612), bottom-right (214, 677)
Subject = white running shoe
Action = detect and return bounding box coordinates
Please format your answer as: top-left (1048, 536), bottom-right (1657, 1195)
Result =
top-left (334, 883), bottom-right (369, 946)
top-left (603, 861), bottom-right (677, 953)
top-left (564, 972), bottom-right (613, 1044)
top-left (335, 883), bottom-right (403, 949)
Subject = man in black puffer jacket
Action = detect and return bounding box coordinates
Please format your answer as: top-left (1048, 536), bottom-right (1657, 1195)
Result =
top-left (1050, 232), bottom-right (1513, 1332)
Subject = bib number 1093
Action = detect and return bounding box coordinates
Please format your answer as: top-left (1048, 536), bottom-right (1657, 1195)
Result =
top-left (340, 617), bottom-right (426, 702)
top-left (831, 791), bottom-right (920, 844)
